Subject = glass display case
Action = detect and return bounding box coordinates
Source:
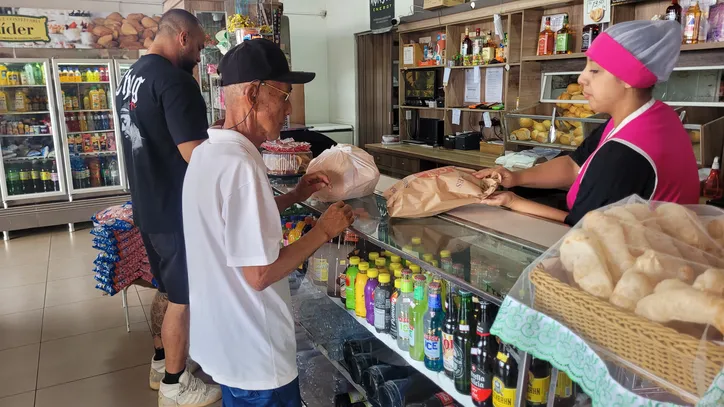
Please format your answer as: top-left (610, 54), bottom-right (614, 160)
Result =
top-left (52, 59), bottom-right (125, 195)
top-left (654, 66), bottom-right (724, 106)
top-left (195, 11), bottom-right (226, 124)
top-left (0, 58), bottom-right (67, 203)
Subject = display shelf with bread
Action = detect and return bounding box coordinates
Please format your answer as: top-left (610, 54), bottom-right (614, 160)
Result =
top-left (504, 103), bottom-right (606, 149)
top-left (491, 196), bottom-right (724, 406)
top-left (675, 106), bottom-right (724, 168)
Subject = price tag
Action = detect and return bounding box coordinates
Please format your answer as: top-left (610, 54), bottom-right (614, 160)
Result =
top-left (443, 67), bottom-right (451, 87)
top-left (483, 112), bottom-right (492, 128)
top-left (452, 109), bottom-right (461, 125)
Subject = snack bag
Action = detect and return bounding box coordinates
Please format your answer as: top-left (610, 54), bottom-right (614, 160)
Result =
top-left (383, 166), bottom-right (501, 218)
top-left (306, 144), bottom-right (380, 202)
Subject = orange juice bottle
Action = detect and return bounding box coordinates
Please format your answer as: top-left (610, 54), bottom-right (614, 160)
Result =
top-left (98, 87), bottom-right (107, 109)
top-left (0, 64), bottom-right (7, 86)
top-left (90, 87), bottom-right (101, 110)
top-left (0, 90), bottom-right (8, 113)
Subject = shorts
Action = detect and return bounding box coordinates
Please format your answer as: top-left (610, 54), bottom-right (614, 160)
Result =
top-left (140, 232), bottom-right (189, 305)
top-left (221, 377), bottom-right (301, 407)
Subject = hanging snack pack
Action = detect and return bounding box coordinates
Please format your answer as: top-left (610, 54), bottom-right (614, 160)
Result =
top-left (383, 167), bottom-right (501, 218)
top-left (306, 144), bottom-right (380, 202)
top-left (90, 202), bottom-right (155, 295)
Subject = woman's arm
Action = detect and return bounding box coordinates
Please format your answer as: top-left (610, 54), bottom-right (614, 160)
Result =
top-left (482, 191), bottom-right (569, 223)
top-left (515, 156), bottom-right (580, 189)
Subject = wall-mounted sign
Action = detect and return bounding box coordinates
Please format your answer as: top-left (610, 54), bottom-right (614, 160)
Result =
top-left (584, 0), bottom-right (611, 26)
top-left (0, 15), bottom-right (50, 42)
top-left (0, 8), bottom-right (159, 50)
top-left (370, 0), bottom-right (395, 32)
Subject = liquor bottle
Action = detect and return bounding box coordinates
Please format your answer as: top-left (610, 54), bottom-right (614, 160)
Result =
top-left (555, 15), bottom-right (572, 55)
top-left (580, 24), bottom-right (600, 52)
top-left (537, 17), bottom-right (555, 56)
top-left (345, 257), bottom-right (361, 310)
top-left (334, 391), bottom-right (371, 407)
top-left (703, 157), bottom-right (723, 199)
top-left (472, 28), bottom-right (483, 65)
top-left (683, 1), bottom-right (701, 44)
top-left (483, 31), bottom-right (495, 64)
top-left (442, 285), bottom-right (457, 379)
top-left (454, 291), bottom-right (473, 394)
top-left (362, 364), bottom-right (416, 399)
top-left (406, 392), bottom-right (457, 407)
top-left (492, 344), bottom-right (518, 407)
top-left (423, 281), bottom-right (445, 372)
top-left (462, 27), bottom-right (474, 66)
top-left (471, 300), bottom-right (497, 407)
top-left (665, 0), bottom-right (682, 23)
top-left (409, 274), bottom-right (428, 361)
top-left (526, 358), bottom-right (551, 406)
top-left (396, 277), bottom-right (414, 351)
top-left (554, 370), bottom-right (575, 407)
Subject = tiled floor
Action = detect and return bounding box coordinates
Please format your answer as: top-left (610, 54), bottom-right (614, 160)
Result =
top-left (0, 226), bottom-right (223, 407)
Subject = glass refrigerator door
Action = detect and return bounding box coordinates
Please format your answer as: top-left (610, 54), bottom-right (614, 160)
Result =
top-left (53, 59), bottom-right (125, 195)
top-left (0, 58), bottom-right (67, 203)
top-left (114, 59), bottom-right (136, 81)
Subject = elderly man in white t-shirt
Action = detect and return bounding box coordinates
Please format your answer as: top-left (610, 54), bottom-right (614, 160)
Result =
top-left (182, 39), bottom-right (354, 407)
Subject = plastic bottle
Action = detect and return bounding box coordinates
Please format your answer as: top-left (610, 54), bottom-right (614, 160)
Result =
top-left (409, 273), bottom-right (428, 361)
top-left (440, 250), bottom-right (453, 274)
top-left (355, 262), bottom-right (370, 318)
top-left (74, 67), bottom-right (82, 83)
top-left (287, 221), bottom-right (305, 245)
top-left (411, 237), bottom-right (425, 259)
top-left (373, 273), bottom-right (392, 333)
top-left (365, 268), bottom-right (379, 325)
top-left (389, 273), bottom-right (402, 339)
top-left (91, 87), bottom-right (101, 110)
top-left (374, 257), bottom-right (386, 271)
top-left (0, 89), bottom-right (8, 113)
top-left (368, 252), bottom-right (380, 265)
top-left (93, 68), bottom-right (101, 82)
top-left (0, 64), bottom-right (7, 85)
top-left (98, 87), bottom-right (107, 109)
top-left (703, 156), bottom-right (722, 199)
top-left (396, 277), bottom-right (414, 351)
top-left (424, 281), bottom-right (445, 372)
top-left (410, 264), bottom-right (421, 275)
top-left (345, 257), bottom-right (361, 311)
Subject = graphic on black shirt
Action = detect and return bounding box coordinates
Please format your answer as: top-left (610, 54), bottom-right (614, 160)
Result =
top-left (117, 67), bottom-right (144, 152)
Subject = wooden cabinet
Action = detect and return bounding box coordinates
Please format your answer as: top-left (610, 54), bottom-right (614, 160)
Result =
top-left (372, 152), bottom-right (420, 177)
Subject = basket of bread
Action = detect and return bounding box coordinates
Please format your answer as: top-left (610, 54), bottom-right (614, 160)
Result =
top-left (526, 197), bottom-right (724, 403)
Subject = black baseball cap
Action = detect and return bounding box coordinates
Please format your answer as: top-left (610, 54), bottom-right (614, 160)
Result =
top-left (218, 38), bottom-right (315, 86)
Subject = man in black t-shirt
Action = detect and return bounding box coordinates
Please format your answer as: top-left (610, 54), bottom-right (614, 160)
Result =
top-left (115, 9), bottom-right (220, 407)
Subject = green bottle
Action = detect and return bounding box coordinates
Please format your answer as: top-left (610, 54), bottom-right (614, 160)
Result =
top-left (345, 256), bottom-right (361, 311)
top-left (6, 164), bottom-right (19, 195)
top-left (409, 274), bottom-right (428, 361)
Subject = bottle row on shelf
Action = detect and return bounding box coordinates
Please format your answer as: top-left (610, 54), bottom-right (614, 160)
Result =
top-left (0, 90), bottom-right (50, 113)
top-left (0, 118), bottom-right (52, 136)
top-left (62, 87), bottom-right (112, 111)
top-left (4, 159), bottom-right (60, 196)
top-left (0, 63), bottom-right (46, 87)
top-left (69, 155), bottom-right (121, 189)
top-left (68, 132), bottom-right (117, 154)
top-left (58, 66), bottom-right (110, 83)
top-left (64, 112), bottom-right (114, 133)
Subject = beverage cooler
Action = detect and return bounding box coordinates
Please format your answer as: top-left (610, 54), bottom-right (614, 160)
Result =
top-left (0, 58), bottom-right (68, 204)
top-left (52, 59), bottom-right (127, 197)
top-left (114, 59), bottom-right (136, 81)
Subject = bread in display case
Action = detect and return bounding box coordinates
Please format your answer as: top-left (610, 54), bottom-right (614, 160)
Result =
top-left (505, 103), bottom-right (608, 151)
top-left (674, 107), bottom-right (724, 168)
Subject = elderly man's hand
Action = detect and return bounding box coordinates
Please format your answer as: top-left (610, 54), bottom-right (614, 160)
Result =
top-left (293, 172), bottom-right (330, 202)
top-left (317, 201), bottom-right (355, 240)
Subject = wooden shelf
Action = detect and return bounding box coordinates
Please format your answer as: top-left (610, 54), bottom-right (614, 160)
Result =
top-left (507, 139), bottom-right (576, 151)
top-left (400, 65), bottom-right (444, 70)
top-left (521, 52), bottom-right (586, 61)
top-left (681, 42), bottom-right (724, 52)
top-left (449, 62), bottom-right (520, 69)
top-left (446, 107), bottom-right (504, 113)
top-left (400, 105), bottom-right (444, 110)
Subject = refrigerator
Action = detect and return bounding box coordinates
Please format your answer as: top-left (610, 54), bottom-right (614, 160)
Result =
top-left (52, 59), bottom-right (127, 198)
top-left (114, 59), bottom-right (136, 80)
top-left (0, 58), bottom-right (68, 205)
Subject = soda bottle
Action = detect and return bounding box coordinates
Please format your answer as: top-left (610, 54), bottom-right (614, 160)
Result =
top-left (34, 63), bottom-right (44, 86)
top-left (365, 268), bottom-right (379, 325)
top-left (355, 262), bottom-right (370, 318)
top-left (30, 161), bottom-right (42, 193)
top-left (396, 276), bottom-right (414, 351)
top-left (82, 164), bottom-right (91, 188)
top-left (40, 160), bottom-right (51, 192)
top-left (526, 358), bottom-right (551, 407)
top-left (443, 285), bottom-right (458, 379)
top-left (492, 344), bottom-right (518, 407)
top-left (345, 257), bottom-right (361, 311)
top-left (411, 236), bottom-right (425, 259)
top-left (440, 250), bottom-right (453, 274)
top-left (471, 300), bottom-right (498, 406)
top-left (454, 291), bottom-right (474, 394)
top-left (423, 281), bottom-right (445, 372)
top-left (18, 162), bottom-right (32, 194)
top-left (368, 251), bottom-right (380, 265)
top-left (51, 160), bottom-right (59, 191)
top-left (373, 273), bottom-right (392, 333)
top-left (409, 273), bottom-right (428, 361)
top-left (6, 164), bottom-right (19, 195)
top-left (389, 269), bottom-right (406, 339)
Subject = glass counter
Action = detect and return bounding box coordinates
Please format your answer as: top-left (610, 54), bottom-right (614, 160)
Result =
top-left (272, 180), bottom-right (543, 305)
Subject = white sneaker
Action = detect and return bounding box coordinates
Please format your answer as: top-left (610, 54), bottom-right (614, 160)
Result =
top-left (149, 357), bottom-right (201, 390)
top-left (158, 370), bottom-right (221, 407)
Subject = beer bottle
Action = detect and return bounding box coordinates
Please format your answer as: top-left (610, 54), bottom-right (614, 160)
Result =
top-left (442, 285), bottom-right (457, 379)
top-left (471, 300), bottom-right (498, 406)
top-left (454, 291), bottom-right (473, 394)
top-left (554, 370), bottom-right (575, 407)
top-left (492, 344), bottom-right (518, 407)
top-left (526, 358), bottom-right (550, 407)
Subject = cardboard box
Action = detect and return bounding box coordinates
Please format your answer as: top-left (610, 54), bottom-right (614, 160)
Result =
top-left (423, 0), bottom-right (466, 10)
top-left (402, 43), bottom-right (424, 67)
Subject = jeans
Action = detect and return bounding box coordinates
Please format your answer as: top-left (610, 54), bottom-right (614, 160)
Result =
top-left (221, 377), bottom-right (302, 407)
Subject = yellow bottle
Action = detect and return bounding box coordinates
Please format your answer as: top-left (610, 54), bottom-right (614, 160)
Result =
top-left (98, 87), bottom-right (107, 109)
top-left (0, 90), bottom-right (8, 113)
top-left (74, 67), bottom-right (82, 83)
top-left (90, 87), bottom-right (101, 110)
top-left (287, 221), bottom-right (306, 245)
top-left (0, 65), bottom-right (7, 86)
top-left (355, 262), bottom-right (370, 317)
top-left (83, 94), bottom-right (91, 110)
top-left (14, 91), bottom-right (26, 112)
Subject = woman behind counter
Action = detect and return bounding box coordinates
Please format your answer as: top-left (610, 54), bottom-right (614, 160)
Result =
top-left (475, 20), bottom-right (699, 226)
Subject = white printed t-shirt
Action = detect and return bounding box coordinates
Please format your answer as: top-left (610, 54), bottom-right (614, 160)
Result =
top-left (182, 128), bottom-right (296, 390)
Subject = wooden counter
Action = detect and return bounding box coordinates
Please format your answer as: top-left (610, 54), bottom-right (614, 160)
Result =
top-left (366, 143), bottom-right (500, 177)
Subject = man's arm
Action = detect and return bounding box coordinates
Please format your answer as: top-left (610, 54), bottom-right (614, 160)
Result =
top-left (177, 140), bottom-right (205, 163)
top-left (274, 172), bottom-right (331, 213)
top-left (161, 79), bottom-right (209, 161)
top-left (275, 191), bottom-right (300, 213)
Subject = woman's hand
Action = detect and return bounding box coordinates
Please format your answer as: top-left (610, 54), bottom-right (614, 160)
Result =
top-left (473, 166), bottom-right (517, 188)
top-left (481, 191), bottom-right (517, 208)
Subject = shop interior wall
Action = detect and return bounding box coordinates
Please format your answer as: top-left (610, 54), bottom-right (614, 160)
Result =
top-left (3, 0), bottom-right (163, 16)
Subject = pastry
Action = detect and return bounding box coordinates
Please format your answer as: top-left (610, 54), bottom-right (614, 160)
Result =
top-left (518, 118), bottom-right (534, 128)
top-left (633, 249), bottom-right (694, 284)
top-left (560, 229), bottom-right (614, 299)
top-left (708, 218), bottom-right (724, 240)
top-left (655, 203), bottom-right (714, 252)
top-left (582, 211), bottom-right (634, 282)
top-left (610, 271), bottom-right (654, 311)
top-left (566, 84), bottom-right (582, 95)
top-left (635, 283), bottom-right (724, 334)
top-left (693, 268), bottom-right (724, 296)
top-left (604, 206), bottom-right (651, 256)
top-left (654, 278), bottom-right (693, 293)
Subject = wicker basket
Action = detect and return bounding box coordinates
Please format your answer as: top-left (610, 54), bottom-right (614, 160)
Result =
top-left (530, 263), bottom-right (724, 404)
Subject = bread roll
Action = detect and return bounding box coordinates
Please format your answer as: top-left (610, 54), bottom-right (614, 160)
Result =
top-left (610, 271), bottom-right (654, 311)
top-left (633, 249), bottom-right (694, 284)
top-left (558, 134), bottom-right (571, 145)
top-left (519, 118), bottom-right (534, 128)
top-left (635, 283), bottom-right (724, 334)
top-left (582, 212), bottom-right (634, 283)
top-left (533, 122), bottom-right (546, 132)
top-left (655, 203), bottom-right (714, 251)
top-left (516, 128), bottom-right (531, 141)
top-left (567, 83), bottom-right (582, 95)
top-left (560, 229), bottom-right (614, 299)
top-left (654, 278), bottom-right (693, 293)
top-left (708, 218), bottom-right (724, 240)
top-left (106, 12), bottom-right (123, 22)
top-left (556, 93), bottom-right (571, 109)
top-left (542, 120), bottom-right (551, 130)
top-left (604, 206), bottom-right (650, 255)
top-left (693, 268), bottom-right (724, 296)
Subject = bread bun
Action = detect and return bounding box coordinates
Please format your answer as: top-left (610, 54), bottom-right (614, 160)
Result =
top-left (533, 122), bottom-right (546, 132)
top-left (567, 83), bottom-right (582, 95)
top-left (573, 127), bottom-right (584, 138)
top-left (689, 130), bottom-right (701, 143)
top-left (519, 118), bottom-right (534, 128)
top-left (542, 120), bottom-right (551, 130)
top-left (559, 134), bottom-right (572, 145)
top-left (517, 128), bottom-right (531, 141)
top-left (557, 93), bottom-right (572, 109)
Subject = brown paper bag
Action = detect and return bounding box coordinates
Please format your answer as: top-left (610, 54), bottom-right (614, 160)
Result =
top-left (383, 166), bottom-right (501, 218)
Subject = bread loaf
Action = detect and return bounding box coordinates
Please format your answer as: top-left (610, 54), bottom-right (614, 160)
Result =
top-left (560, 229), bottom-right (614, 299)
top-left (693, 268), bottom-right (724, 296)
top-left (635, 283), bottom-right (724, 334)
top-left (633, 249), bottom-right (694, 284)
top-left (610, 271), bottom-right (653, 311)
top-left (582, 211), bottom-right (634, 283)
